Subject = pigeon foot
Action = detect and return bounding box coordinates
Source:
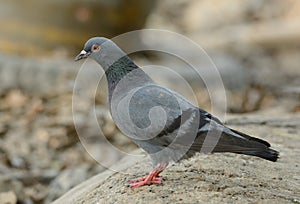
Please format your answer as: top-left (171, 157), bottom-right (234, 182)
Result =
top-left (130, 162), bottom-right (168, 188)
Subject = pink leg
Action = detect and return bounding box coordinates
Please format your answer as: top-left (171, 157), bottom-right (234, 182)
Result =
top-left (130, 162), bottom-right (168, 188)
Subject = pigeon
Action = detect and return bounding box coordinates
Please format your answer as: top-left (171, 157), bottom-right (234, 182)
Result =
top-left (75, 37), bottom-right (279, 188)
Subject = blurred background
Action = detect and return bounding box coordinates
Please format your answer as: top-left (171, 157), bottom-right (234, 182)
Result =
top-left (0, 0), bottom-right (299, 203)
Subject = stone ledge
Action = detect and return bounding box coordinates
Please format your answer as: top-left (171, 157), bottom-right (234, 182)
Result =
top-left (54, 115), bottom-right (300, 204)
top-left (52, 149), bottom-right (146, 204)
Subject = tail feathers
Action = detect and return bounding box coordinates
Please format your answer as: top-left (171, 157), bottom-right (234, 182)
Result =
top-left (228, 128), bottom-right (279, 162)
top-left (191, 127), bottom-right (280, 162)
top-left (229, 128), bottom-right (271, 147)
top-left (236, 148), bottom-right (279, 162)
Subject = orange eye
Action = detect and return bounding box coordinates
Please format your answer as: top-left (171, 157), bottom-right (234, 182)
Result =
top-left (92, 44), bottom-right (100, 52)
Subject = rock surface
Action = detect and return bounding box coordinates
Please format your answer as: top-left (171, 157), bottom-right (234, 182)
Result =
top-left (0, 88), bottom-right (136, 203)
top-left (55, 113), bottom-right (300, 204)
top-left (0, 191), bottom-right (17, 204)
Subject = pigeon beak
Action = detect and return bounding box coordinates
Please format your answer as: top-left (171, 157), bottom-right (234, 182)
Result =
top-left (75, 50), bottom-right (90, 61)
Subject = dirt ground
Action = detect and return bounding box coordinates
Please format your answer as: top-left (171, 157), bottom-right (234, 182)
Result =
top-left (55, 112), bottom-right (300, 204)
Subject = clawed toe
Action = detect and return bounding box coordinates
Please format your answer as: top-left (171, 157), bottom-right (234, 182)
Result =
top-left (130, 176), bottom-right (162, 184)
top-left (129, 163), bottom-right (168, 188)
top-left (130, 177), bottom-right (163, 188)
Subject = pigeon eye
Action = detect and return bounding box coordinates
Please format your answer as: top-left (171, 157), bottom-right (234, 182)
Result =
top-left (92, 44), bottom-right (100, 52)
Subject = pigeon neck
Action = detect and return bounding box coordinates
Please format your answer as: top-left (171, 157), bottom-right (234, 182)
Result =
top-left (105, 55), bottom-right (151, 101)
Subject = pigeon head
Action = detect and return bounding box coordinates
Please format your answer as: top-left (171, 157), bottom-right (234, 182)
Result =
top-left (75, 37), bottom-right (126, 71)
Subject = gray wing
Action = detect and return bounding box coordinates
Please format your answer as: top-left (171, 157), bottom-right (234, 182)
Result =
top-left (111, 84), bottom-right (197, 151)
top-left (142, 103), bottom-right (277, 163)
top-left (111, 83), bottom-right (276, 164)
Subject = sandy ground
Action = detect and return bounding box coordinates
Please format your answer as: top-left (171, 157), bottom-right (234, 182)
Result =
top-left (55, 113), bottom-right (300, 204)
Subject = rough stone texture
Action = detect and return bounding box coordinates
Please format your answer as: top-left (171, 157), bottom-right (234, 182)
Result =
top-left (55, 112), bottom-right (300, 204)
top-left (0, 191), bottom-right (17, 204)
top-left (0, 88), bottom-right (137, 203)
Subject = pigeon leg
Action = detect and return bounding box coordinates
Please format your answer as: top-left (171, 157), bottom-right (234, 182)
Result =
top-left (130, 162), bottom-right (168, 188)
top-left (130, 164), bottom-right (163, 183)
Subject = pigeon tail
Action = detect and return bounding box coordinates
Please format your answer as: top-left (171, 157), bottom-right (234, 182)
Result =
top-left (191, 126), bottom-right (280, 162)
top-left (236, 147), bottom-right (279, 162)
top-left (227, 129), bottom-right (279, 162)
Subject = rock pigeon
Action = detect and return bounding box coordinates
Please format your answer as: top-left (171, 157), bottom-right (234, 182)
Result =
top-left (75, 37), bottom-right (279, 188)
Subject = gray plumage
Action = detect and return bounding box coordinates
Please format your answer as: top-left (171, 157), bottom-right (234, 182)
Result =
top-left (75, 37), bottom-right (279, 169)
